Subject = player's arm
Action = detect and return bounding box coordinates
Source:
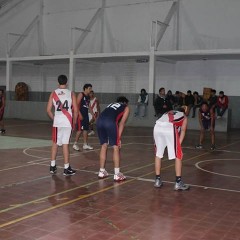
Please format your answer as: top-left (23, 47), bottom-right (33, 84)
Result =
top-left (46, 92), bottom-right (54, 120)
top-left (96, 99), bottom-right (101, 118)
top-left (71, 92), bottom-right (78, 126)
top-left (179, 117), bottom-right (187, 144)
top-left (76, 93), bottom-right (83, 120)
top-left (118, 106), bottom-right (130, 143)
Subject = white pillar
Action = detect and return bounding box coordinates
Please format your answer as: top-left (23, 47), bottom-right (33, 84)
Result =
top-left (6, 54), bottom-right (12, 92)
top-left (149, 46), bottom-right (155, 95)
top-left (69, 50), bottom-right (75, 91)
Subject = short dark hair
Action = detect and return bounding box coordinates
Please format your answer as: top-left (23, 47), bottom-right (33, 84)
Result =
top-left (159, 87), bottom-right (165, 92)
top-left (219, 91), bottom-right (224, 95)
top-left (193, 91), bottom-right (198, 95)
top-left (116, 96), bottom-right (129, 104)
top-left (211, 89), bottom-right (216, 94)
top-left (58, 75), bottom-right (68, 85)
top-left (187, 90), bottom-right (191, 94)
top-left (141, 88), bottom-right (146, 93)
top-left (83, 83), bottom-right (92, 90)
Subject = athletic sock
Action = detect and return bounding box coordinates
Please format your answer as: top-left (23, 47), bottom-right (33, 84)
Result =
top-left (176, 176), bottom-right (182, 183)
top-left (156, 175), bottom-right (161, 179)
top-left (64, 163), bottom-right (70, 169)
top-left (51, 160), bottom-right (56, 167)
top-left (114, 168), bottom-right (120, 175)
top-left (100, 168), bottom-right (105, 172)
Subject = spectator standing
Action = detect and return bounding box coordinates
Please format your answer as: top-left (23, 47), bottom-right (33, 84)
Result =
top-left (134, 88), bottom-right (148, 117)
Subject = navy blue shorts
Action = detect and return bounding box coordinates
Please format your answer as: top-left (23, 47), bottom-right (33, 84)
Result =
top-left (202, 120), bottom-right (215, 130)
top-left (96, 117), bottom-right (118, 146)
top-left (75, 114), bottom-right (89, 131)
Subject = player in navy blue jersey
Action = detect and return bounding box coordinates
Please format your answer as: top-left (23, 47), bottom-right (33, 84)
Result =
top-left (73, 83), bottom-right (94, 151)
top-left (195, 102), bottom-right (216, 150)
top-left (96, 96), bottom-right (130, 182)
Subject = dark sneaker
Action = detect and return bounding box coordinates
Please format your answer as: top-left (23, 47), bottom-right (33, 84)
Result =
top-left (210, 145), bottom-right (216, 150)
top-left (174, 181), bottom-right (190, 191)
top-left (50, 165), bottom-right (57, 174)
top-left (0, 129), bottom-right (6, 134)
top-left (195, 144), bottom-right (203, 149)
top-left (63, 166), bottom-right (76, 176)
top-left (154, 178), bottom-right (163, 188)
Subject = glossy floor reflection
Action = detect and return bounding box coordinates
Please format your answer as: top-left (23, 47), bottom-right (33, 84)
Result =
top-left (0, 119), bottom-right (239, 240)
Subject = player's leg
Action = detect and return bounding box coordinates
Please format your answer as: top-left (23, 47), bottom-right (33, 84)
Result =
top-left (62, 128), bottom-right (76, 176)
top-left (50, 127), bottom-right (58, 174)
top-left (73, 117), bottom-right (82, 151)
top-left (174, 158), bottom-right (189, 191)
top-left (82, 116), bottom-right (93, 150)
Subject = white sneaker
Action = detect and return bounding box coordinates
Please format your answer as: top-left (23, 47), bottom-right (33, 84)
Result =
top-left (88, 130), bottom-right (95, 136)
top-left (73, 144), bottom-right (80, 151)
top-left (114, 172), bottom-right (126, 182)
top-left (98, 170), bottom-right (109, 179)
top-left (83, 144), bottom-right (93, 150)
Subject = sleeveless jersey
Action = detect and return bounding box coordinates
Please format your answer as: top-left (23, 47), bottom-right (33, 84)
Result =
top-left (100, 102), bottom-right (126, 123)
top-left (80, 93), bottom-right (90, 117)
top-left (156, 110), bottom-right (185, 127)
top-left (90, 97), bottom-right (98, 114)
top-left (53, 88), bottom-right (72, 128)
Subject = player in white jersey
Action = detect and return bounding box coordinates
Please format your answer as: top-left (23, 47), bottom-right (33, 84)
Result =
top-left (47, 75), bottom-right (78, 176)
top-left (88, 90), bottom-right (100, 136)
top-left (153, 106), bottom-right (190, 190)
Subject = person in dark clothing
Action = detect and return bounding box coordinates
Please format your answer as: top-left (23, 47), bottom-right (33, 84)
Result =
top-left (192, 91), bottom-right (203, 118)
top-left (154, 87), bottom-right (172, 118)
top-left (166, 90), bottom-right (175, 109)
top-left (184, 90), bottom-right (195, 116)
top-left (173, 91), bottom-right (184, 109)
top-left (208, 89), bottom-right (217, 112)
top-left (216, 91), bottom-right (229, 118)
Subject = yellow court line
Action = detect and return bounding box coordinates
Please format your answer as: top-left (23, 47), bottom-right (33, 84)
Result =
top-left (0, 140), bottom-right (239, 228)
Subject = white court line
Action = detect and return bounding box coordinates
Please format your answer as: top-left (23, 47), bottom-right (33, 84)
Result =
top-left (135, 177), bottom-right (240, 193)
top-left (195, 159), bottom-right (240, 179)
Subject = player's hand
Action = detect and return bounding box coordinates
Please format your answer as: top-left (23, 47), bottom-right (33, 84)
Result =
top-left (118, 140), bottom-right (122, 148)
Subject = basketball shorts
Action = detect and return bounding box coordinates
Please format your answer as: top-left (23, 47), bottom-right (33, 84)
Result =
top-left (52, 127), bottom-right (72, 146)
top-left (154, 122), bottom-right (183, 160)
top-left (75, 115), bottom-right (89, 131)
top-left (96, 117), bottom-right (119, 146)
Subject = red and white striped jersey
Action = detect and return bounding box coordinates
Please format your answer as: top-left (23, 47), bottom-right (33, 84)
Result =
top-left (52, 88), bottom-right (73, 128)
top-left (156, 110), bottom-right (185, 127)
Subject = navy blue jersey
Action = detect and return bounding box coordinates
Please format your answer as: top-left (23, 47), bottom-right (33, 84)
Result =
top-left (99, 102), bottom-right (126, 122)
top-left (79, 92), bottom-right (90, 117)
top-left (96, 102), bottom-right (127, 146)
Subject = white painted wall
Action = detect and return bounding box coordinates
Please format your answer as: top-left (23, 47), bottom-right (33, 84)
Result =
top-left (0, 0), bottom-right (239, 97)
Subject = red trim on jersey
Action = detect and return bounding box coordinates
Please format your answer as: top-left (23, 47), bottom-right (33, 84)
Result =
top-left (52, 91), bottom-right (72, 127)
top-left (115, 111), bottom-right (124, 145)
top-left (174, 126), bottom-right (183, 160)
top-left (90, 98), bottom-right (97, 111)
top-left (52, 127), bottom-right (57, 143)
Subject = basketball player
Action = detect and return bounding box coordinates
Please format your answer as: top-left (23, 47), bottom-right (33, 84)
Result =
top-left (154, 106), bottom-right (190, 190)
top-left (96, 96), bottom-right (130, 182)
top-left (0, 89), bottom-right (6, 134)
top-left (195, 102), bottom-right (215, 150)
top-left (47, 75), bottom-right (78, 176)
top-left (73, 84), bottom-right (94, 151)
top-left (88, 90), bottom-right (100, 136)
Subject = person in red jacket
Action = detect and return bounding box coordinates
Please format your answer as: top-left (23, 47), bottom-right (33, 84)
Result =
top-left (216, 91), bottom-right (229, 119)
